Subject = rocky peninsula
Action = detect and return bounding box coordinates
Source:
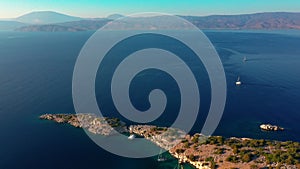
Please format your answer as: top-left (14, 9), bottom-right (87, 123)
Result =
top-left (40, 113), bottom-right (127, 135)
top-left (40, 114), bottom-right (300, 169)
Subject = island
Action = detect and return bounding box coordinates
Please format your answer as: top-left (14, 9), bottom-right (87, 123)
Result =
top-left (40, 113), bottom-right (300, 169)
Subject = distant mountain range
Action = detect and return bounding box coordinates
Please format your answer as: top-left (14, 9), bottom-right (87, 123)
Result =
top-left (181, 12), bottom-right (300, 29)
top-left (1, 11), bottom-right (300, 31)
top-left (0, 21), bottom-right (27, 30)
top-left (15, 11), bottom-right (82, 24)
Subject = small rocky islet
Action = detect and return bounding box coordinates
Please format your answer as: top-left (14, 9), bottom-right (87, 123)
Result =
top-left (40, 113), bottom-right (300, 169)
top-left (260, 124), bottom-right (284, 131)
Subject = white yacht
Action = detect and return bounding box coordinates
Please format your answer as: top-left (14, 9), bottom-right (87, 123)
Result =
top-left (128, 134), bottom-right (136, 140)
top-left (236, 76), bottom-right (242, 85)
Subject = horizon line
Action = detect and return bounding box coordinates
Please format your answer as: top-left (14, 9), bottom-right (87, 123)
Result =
top-left (1, 10), bottom-right (300, 20)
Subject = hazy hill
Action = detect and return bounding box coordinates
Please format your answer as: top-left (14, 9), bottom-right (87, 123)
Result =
top-left (15, 11), bottom-right (82, 24)
top-left (182, 12), bottom-right (300, 29)
top-left (0, 21), bottom-right (27, 30)
top-left (57, 19), bottom-right (111, 30)
top-left (15, 19), bottom-right (111, 32)
top-left (7, 11), bottom-right (300, 32)
top-left (106, 14), bottom-right (124, 20)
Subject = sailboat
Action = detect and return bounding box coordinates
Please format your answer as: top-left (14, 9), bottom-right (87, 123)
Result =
top-left (243, 56), bottom-right (247, 62)
top-left (236, 76), bottom-right (242, 85)
top-left (157, 149), bottom-right (167, 162)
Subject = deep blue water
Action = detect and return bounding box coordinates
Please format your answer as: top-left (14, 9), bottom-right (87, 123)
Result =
top-left (0, 30), bottom-right (300, 169)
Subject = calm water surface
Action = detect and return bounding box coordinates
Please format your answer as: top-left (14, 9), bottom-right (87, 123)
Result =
top-left (0, 30), bottom-right (299, 169)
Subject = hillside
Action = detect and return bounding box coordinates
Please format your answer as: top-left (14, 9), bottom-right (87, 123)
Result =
top-left (15, 24), bottom-right (85, 32)
top-left (0, 21), bottom-right (27, 30)
top-left (15, 11), bottom-right (82, 24)
top-left (182, 12), bottom-right (300, 29)
top-left (3, 11), bottom-right (300, 32)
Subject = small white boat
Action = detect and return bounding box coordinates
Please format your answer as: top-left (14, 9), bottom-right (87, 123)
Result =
top-left (236, 76), bottom-right (242, 85)
top-left (243, 56), bottom-right (247, 62)
top-left (157, 149), bottom-right (167, 162)
top-left (128, 134), bottom-right (136, 140)
top-left (157, 158), bottom-right (167, 162)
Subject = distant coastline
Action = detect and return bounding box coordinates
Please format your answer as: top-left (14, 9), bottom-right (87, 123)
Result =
top-left (1, 11), bottom-right (300, 32)
top-left (40, 113), bottom-right (300, 169)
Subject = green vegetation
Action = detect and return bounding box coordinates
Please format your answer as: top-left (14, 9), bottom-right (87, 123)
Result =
top-left (250, 164), bottom-right (258, 169)
top-left (226, 155), bottom-right (239, 163)
top-left (211, 136), bottom-right (300, 165)
top-left (206, 136), bottom-right (224, 145)
top-left (150, 127), bottom-right (167, 132)
top-left (183, 142), bottom-right (190, 148)
top-left (210, 160), bottom-right (217, 169)
top-left (264, 151), bottom-right (298, 165)
top-left (184, 135), bottom-right (299, 167)
top-left (205, 157), bottom-right (214, 162)
top-left (188, 154), bottom-right (196, 161)
top-left (106, 118), bottom-right (122, 127)
top-left (232, 145), bottom-right (239, 154)
top-left (214, 147), bottom-right (225, 154)
top-left (241, 153), bottom-right (252, 162)
top-left (204, 156), bottom-right (217, 169)
top-left (191, 134), bottom-right (200, 143)
top-left (181, 139), bottom-right (188, 143)
top-left (175, 148), bottom-right (185, 154)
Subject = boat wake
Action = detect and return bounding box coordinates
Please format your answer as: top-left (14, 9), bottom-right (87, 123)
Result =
top-left (241, 82), bottom-right (287, 89)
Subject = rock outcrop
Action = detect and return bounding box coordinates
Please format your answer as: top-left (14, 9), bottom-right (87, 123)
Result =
top-left (40, 113), bottom-right (127, 135)
top-left (260, 124), bottom-right (284, 131)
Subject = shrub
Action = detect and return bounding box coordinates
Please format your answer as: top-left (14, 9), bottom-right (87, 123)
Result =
top-left (241, 153), bottom-right (252, 163)
top-left (226, 155), bottom-right (239, 163)
top-left (175, 149), bottom-right (185, 154)
top-left (210, 161), bottom-right (217, 169)
top-left (205, 157), bottom-right (214, 162)
top-left (233, 146), bottom-right (239, 154)
top-left (214, 148), bottom-right (225, 154)
top-left (250, 164), bottom-right (258, 169)
top-left (188, 154), bottom-right (196, 161)
top-left (183, 142), bottom-right (190, 148)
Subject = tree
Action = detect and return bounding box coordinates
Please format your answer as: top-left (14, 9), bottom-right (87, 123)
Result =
top-left (275, 163), bottom-right (282, 169)
top-left (250, 164), bottom-right (258, 169)
top-left (183, 142), bottom-right (190, 148)
top-left (210, 161), bottom-right (216, 169)
top-left (233, 146), bottom-right (239, 154)
top-left (241, 153), bottom-right (252, 163)
top-left (188, 154), bottom-right (196, 161)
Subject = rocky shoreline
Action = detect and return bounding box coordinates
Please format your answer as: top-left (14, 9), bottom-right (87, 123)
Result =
top-left (40, 114), bottom-right (127, 136)
top-left (40, 114), bottom-right (300, 169)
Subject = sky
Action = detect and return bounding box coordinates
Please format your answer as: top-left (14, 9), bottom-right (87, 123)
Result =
top-left (0, 0), bottom-right (300, 18)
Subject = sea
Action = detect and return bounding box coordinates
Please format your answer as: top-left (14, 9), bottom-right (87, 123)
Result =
top-left (0, 30), bottom-right (300, 169)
